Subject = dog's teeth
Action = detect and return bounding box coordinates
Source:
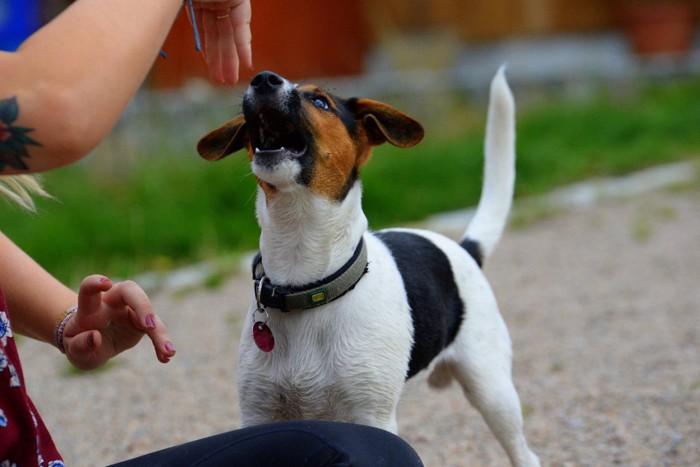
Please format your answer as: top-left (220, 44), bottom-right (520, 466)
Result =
top-left (255, 147), bottom-right (261, 154)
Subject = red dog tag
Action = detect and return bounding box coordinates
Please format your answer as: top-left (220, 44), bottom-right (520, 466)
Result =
top-left (253, 321), bottom-right (275, 352)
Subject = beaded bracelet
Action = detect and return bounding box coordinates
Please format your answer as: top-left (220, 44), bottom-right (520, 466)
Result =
top-left (53, 305), bottom-right (78, 354)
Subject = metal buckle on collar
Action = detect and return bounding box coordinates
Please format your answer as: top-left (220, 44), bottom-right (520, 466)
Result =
top-left (254, 277), bottom-right (290, 312)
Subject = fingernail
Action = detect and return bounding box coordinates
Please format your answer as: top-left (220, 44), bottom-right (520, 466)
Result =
top-left (165, 341), bottom-right (175, 352)
top-left (145, 315), bottom-right (157, 329)
top-left (87, 332), bottom-right (95, 348)
top-left (99, 276), bottom-right (111, 284)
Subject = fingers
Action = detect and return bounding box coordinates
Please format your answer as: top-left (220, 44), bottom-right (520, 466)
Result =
top-left (76, 274), bottom-right (114, 330)
top-left (216, 11), bottom-right (240, 84)
top-left (69, 277), bottom-right (176, 369)
top-left (101, 279), bottom-right (155, 330)
top-left (202, 10), bottom-right (227, 84)
top-left (65, 330), bottom-right (103, 371)
top-left (229, 1), bottom-right (253, 72)
top-left (147, 313), bottom-right (177, 364)
top-left (102, 280), bottom-right (177, 363)
top-left (196, 2), bottom-right (252, 85)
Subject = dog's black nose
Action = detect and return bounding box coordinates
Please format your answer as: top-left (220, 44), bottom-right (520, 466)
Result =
top-left (250, 71), bottom-right (284, 94)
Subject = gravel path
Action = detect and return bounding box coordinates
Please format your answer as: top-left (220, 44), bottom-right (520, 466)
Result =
top-left (20, 180), bottom-right (700, 466)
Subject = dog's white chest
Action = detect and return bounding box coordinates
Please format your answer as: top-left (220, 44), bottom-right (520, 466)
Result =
top-left (250, 379), bottom-right (357, 422)
top-left (237, 248), bottom-right (414, 429)
top-left (238, 324), bottom-right (402, 426)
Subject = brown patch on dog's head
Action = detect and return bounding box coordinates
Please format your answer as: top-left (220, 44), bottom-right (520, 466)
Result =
top-left (297, 85), bottom-right (360, 200)
top-left (197, 73), bottom-right (425, 201)
top-left (301, 91), bottom-right (425, 199)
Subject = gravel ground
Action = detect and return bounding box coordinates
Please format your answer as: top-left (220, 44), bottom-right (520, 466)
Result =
top-left (20, 180), bottom-right (700, 466)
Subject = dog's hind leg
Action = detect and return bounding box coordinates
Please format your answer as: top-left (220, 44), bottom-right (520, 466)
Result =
top-left (449, 353), bottom-right (540, 466)
top-left (441, 309), bottom-right (540, 466)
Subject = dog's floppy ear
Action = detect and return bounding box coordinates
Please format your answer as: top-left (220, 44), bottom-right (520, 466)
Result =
top-left (354, 99), bottom-right (424, 148)
top-left (197, 116), bottom-right (248, 161)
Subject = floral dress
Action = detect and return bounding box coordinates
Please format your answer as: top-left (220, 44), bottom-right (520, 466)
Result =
top-left (0, 287), bottom-right (63, 466)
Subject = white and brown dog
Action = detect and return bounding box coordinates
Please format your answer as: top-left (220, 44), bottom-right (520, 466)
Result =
top-left (197, 68), bottom-right (540, 466)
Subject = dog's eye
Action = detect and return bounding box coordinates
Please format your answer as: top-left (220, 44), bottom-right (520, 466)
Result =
top-left (312, 96), bottom-right (330, 110)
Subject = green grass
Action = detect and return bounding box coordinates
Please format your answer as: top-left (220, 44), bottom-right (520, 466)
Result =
top-left (514, 81), bottom-right (700, 195)
top-left (2, 156), bottom-right (261, 284)
top-left (2, 77), bottom-right (699, 285)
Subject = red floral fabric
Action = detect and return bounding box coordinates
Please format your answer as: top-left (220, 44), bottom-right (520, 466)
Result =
top-left (0, 287), bottom-right (63, 466)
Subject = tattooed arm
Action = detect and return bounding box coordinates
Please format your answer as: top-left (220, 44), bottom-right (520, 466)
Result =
top-left (0, 0), bottom-right (252, 368)
top-left (0, 0), bottom-right (251, 174)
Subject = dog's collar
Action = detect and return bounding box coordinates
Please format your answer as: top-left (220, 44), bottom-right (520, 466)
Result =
top-left (252, 239), bottom-right (368, 312)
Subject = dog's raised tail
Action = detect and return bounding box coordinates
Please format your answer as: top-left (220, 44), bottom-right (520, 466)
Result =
top-left (462, 66), bottom-right (515, 266)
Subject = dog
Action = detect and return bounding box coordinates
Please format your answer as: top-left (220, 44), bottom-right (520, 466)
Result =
top-left (197, 67), bottom-right (540, 466)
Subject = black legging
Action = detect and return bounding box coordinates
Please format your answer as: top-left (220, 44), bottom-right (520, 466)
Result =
top-left (109, 420), bottom-right (424, 467)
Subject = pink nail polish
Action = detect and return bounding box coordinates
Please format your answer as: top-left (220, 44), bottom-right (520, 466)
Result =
top-left (99, 276), bottom-right (111, 284)
top-left (145, 315), bottom-right (157, 329)
top-left (165, 342), bottom-right (175, 352)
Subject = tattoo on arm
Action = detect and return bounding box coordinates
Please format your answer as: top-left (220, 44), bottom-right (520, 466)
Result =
top-left (0, 96), bottom-right (42, 172)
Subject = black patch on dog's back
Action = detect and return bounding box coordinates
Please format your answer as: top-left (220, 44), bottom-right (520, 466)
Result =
top-left (375, 231), bottom-right (465, 379)
top-left (460, 237), bottom-right (483, 268)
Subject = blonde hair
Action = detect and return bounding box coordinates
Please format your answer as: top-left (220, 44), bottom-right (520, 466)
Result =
top-left (0, 175), bottom-right (51, 211)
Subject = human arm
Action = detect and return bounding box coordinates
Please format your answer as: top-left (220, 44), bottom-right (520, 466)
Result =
top-left (0, 231), bottom-right (175, 370)
top-left (0, 0), bottom-right (252, 175)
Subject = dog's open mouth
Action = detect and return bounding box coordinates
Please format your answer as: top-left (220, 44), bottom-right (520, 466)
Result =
top-left (250, 108), bottom-right (307, 161)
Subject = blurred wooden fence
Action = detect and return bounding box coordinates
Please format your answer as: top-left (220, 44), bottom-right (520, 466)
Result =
top-left (149, 0), bottom-right (673, 87)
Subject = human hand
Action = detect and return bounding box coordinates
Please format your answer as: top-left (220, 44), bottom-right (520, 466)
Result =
top-left (189, 0), bottom-right (253, 84)
top-left (62, 275), bottom-right (176, 371)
